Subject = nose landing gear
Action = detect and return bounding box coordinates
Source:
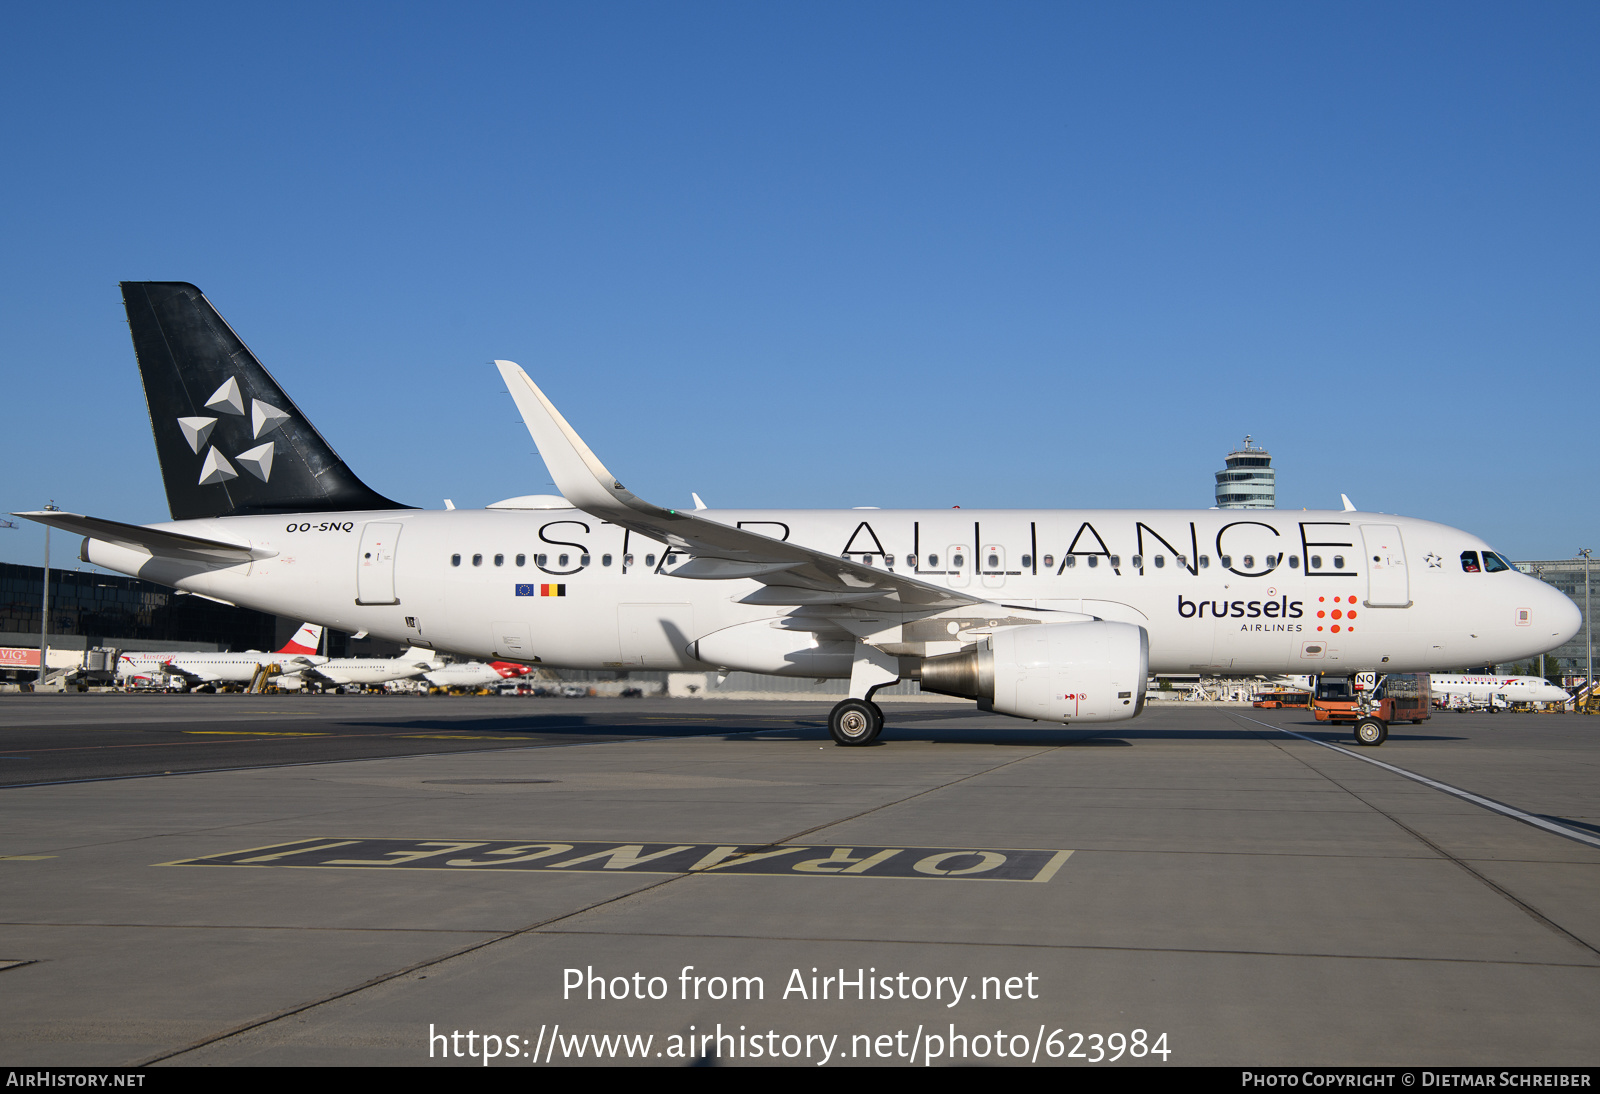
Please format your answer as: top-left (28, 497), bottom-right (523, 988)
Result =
top-left (1353, 717), bottom-right (1388, 746)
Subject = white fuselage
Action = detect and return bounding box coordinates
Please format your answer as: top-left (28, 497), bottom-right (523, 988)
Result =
top-left (1431, 674), bottom-right (1571, 705)
top-left (422, 662), bottom-right (527, 689)
top-left (310, 655), bottom-right (439, 686)
top-left (83, 506), bottom-right (1580, 682)
top-left (117, 650), bottom-right (324, 685)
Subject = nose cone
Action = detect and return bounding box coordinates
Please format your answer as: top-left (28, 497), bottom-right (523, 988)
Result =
top-left (1543, 584), bottom-right (1582, 648)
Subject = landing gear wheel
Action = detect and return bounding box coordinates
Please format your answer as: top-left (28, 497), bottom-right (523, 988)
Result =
top-left (1354, 717), bottom-right (1387, 746)
top-left (829, 698), bottom-right (882, 746)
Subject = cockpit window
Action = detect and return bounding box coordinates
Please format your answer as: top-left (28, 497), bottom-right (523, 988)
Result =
top-left (1461, 551), bottom-right (1481, 573)
top-left (1482, 551), bottom-right (1511, 573)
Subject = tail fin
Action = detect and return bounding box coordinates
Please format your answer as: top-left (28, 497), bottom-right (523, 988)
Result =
top-left (278, 623), bottom-right (323, 656)
top-left (120, 282), bottom-right (410, 520)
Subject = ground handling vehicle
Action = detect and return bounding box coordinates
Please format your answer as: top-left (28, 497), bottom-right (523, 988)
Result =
top-left (1312, 673), bottom-right (1431, 746)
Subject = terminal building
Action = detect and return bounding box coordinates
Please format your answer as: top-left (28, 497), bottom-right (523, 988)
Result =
top-left (1508, 558), bottom-right (1595, 684)
top-left (1214, 437), bottom-right (1275, 509)
top-left (0, 562), bottom-right (398, 680)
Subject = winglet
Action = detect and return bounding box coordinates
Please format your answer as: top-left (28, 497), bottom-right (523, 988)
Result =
top-left (495, 361), bottom-right (679, 522)
top-left (1341, 493), bottom-right (1357, 512)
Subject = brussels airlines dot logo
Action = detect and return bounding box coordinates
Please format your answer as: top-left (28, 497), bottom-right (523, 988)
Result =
top-left (1312, 596), bottom-right (1358, 634)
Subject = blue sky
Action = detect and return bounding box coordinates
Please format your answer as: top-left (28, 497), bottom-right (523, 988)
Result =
top-left (2, 2), bottom-right (1596, 569)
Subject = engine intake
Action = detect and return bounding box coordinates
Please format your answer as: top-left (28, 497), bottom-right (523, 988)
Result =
top-left (919, 621), bottom-right (1148, 723)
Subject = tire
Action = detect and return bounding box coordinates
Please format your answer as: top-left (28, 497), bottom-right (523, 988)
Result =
top-left (1354, 717), bottom-right (1387, 746)
top-left (829, 698), bottom-right (882, 746)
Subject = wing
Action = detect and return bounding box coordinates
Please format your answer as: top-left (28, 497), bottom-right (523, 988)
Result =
top-left (163, 660), bottom-right (221, 683)
top-left (497, 361), bottom-right (988, 613)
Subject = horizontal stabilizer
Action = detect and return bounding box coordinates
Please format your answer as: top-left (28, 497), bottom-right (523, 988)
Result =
top-left (13, 511), bottom-right (272, 563)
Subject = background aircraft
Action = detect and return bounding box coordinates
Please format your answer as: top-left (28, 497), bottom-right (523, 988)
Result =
top-left (118, 623), bottom-right (325, 689)
top-left (302, 646), bottom-right (443, 688)
top-left (422, 661), bottom-right (535, 691)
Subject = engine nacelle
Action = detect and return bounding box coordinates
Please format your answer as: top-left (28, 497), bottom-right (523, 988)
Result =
top-left (919, 621), bottom-right (1148, 723)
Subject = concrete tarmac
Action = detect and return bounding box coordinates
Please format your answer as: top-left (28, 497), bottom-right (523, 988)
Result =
top-left (1, 696), bottom-right (1597, 1067)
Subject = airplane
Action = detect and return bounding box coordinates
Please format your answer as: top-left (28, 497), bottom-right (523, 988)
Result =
top-left (422, 660), bottom-right (536, 691)
top-left (16, 282), bottom-right (1583, 746)
top-left (302, 646), bottom-right (444, 689)
top-left (1429, 674), bottom-right (1571, 707)
top-left (118, 622), bottom-right (326, 690)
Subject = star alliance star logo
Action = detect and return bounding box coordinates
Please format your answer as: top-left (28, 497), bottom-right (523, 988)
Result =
top-left (1424, 552), bottom-right (1442, 568)
top-left (181, 377), bottom-right (292, 485)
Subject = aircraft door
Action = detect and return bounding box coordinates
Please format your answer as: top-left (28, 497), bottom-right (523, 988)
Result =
top-left (981, 544), bottom-right (1006, 590)
top-left (946, 544), bottom-right (971, 588)
top-left (1360, 525), bottom-right (1410, 607)
top-left (355, 522), bottom-right (402, 605)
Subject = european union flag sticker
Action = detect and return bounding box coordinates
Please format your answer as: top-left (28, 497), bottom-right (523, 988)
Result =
top-left (515, 584), bottom-right (536, 596)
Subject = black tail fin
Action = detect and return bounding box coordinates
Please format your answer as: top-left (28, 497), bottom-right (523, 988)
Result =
top-left (121, 282), bottom-right (411, 521)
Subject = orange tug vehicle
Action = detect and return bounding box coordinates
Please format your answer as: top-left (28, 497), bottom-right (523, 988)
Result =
top-left (1312, 673), bottom-right (1431, 747)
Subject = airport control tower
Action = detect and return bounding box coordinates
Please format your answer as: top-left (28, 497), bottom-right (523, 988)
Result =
top-left (1214, 436), bottom-right (1275, 509)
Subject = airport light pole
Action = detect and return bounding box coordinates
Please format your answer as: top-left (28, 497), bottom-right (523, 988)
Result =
top-left (39, 501), bottom-right (58, 686)
top-left (1581, 548), bottom-right (1593, 695)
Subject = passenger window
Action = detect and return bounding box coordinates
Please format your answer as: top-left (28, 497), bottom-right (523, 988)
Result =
top-left (515, 554), bottom-right (525, 567)
top-left (1042, 555), bottom-right (1054, 568)
top-left (472, 554), bottom-right (483, 567)
top-left (908, 554), bottom-right (919, 567)
top-left (451, 553), bottom-right (461, 567)
top-left (1482, 552), bottom-right (1510, 573)
top-left (494, 554), bottom-right (504, 567)
top-left (1198, 555), bottom-right (1209, 568)
top-left (953, 554), bottom-right (965, 567)
top-left (559, 554), bottom-right (570, 567)
top-left (602, 554), bottom-right (612, 567)
top-left (1243, 555), bottom-right (1254, 568)
top-left (1109, 555), bottom-right (1119, 567)
top-left (1087, 556), bottom-right (1099, 568)
top-left (1220, 555), bottom-right (1232, 568)
top-left (580, 553), bottom-right (591, 566)
top-left (1310, 555), bottom-right (1322, 569)
top-left (645, 554), bottom-right (656, 567)
top-left (1130, 555), bottom-right (1143, 568)
top-left (1333, 555), bottom-right (1345, 569)
top-left (928, 554), bottom-right (939, 568)
top-left (536, 553), bottom-right (547, 566)
top-left (1154, 555), bottom-right (1165, 568)
top-left (623, 553), bottom-right (634, 567)
top-left (1020, 554), bottom-right (1031, 568)
top-left (1065, 555), bottom-right (1076, 568)
top-left (885, 555), bottom-right (896, 566)
top-left (986, 553), bottom-right (998, 568)
top-left (1289, 555), bottom-right (1299, 568)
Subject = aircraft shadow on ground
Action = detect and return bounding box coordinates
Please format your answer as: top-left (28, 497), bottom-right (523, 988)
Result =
top-left (329, 710), bottom-right (1465, 746)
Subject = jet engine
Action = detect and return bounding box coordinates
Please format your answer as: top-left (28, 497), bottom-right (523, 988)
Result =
top-left (918, 621), bottom-right (1148, 723)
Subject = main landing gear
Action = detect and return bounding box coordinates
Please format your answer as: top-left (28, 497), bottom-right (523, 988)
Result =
top-left (1353, 717), bottom-right (1388, 746)
top-left (828, 698), bottom-right (884, 746)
